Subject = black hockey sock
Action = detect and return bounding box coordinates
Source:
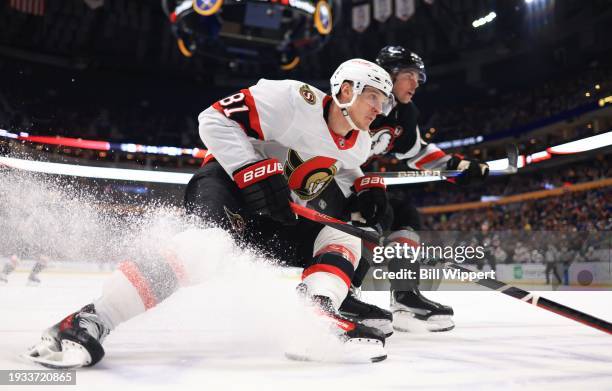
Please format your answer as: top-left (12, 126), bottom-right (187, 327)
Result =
top-left (388, 255), bottom-right (419, 291)
top-left (351, 257), bottom-right (371, 288)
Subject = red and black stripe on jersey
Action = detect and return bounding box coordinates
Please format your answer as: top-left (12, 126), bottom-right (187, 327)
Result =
top-left (212, 88), bottom-right (264, 140)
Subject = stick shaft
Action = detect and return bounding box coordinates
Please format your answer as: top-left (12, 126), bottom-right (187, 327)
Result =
top-left (368, 144), bottom-right (519, 180)
top-left (370, 168), bottom-right (514, 179)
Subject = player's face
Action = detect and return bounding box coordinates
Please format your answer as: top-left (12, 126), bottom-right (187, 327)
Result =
top-left (393, 70), bottom-right (420, 104)
top-left (350, 86), bottom-right (388, 130)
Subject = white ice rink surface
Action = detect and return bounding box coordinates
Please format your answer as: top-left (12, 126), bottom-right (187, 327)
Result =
top-left (1, 272), bottom-right (612, 391)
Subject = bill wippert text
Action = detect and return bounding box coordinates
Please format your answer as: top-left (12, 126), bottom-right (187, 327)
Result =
top-left (373, 268), bottom-right (496, 282)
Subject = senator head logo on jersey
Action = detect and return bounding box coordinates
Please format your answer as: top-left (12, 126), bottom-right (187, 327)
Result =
top-left (369, 125), bottom-right (404, 158)
top-left (283, 149), bottom-right (337, 201)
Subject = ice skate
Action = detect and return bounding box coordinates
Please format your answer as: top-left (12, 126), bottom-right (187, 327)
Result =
top-left (286, 284), bottom-right (387, 363)
top-left (0, 273), bottom-right (7, 284)
top-left (339, 286), bottom-right (393, 337)
top-left (23, 304), bottom-right (110, 369)
top-left (391, 289), bottom-right (454, 332)
top-left (26, 275), bottom-right (41, 286)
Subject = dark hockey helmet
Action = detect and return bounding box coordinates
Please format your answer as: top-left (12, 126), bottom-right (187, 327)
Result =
top-left (376, 46), bottom-right (426, 84)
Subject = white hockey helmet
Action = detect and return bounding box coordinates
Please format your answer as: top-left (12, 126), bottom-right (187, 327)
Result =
top-left (330, 58), bottom-right (394, 116)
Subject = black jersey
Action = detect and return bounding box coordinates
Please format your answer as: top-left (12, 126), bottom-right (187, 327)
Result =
top-left (366, 102), bottom-right (450, 170)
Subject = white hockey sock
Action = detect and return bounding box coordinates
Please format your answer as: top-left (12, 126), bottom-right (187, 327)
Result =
top-left (94, 269), bottom-right (147, 330)
top-left (302, 271), bottom-right (349, 309)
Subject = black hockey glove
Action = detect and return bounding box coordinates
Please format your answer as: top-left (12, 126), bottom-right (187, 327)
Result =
top-left (353, 175), bottom-right (388, 227)
top-left (233, 159), bottom-right (296, 225)
top-left (446, 154), bottom-right (489, 186)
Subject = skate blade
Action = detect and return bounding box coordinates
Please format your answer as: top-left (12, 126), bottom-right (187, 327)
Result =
top-left (21, 340), bottom-right (91, 369)
top-left (21, 353), bottom-right (85, 369)
top-left (392, 311), bottom-right (454, 333)
top-left (285, 339), bottom-right (387, 364)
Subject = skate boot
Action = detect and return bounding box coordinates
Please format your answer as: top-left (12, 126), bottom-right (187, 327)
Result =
top-left (339, 286), bottom-right (393, 337)
top-left (24, 304), bottom-right (110, 368)
top-left (27, 260), bottom-right (46, 285)
top-left (287, 284), bottom-right (387, 363)
top-left (26, 275), bottom-right (41, 286)
top-left (391, 289), bottom-right (454, 332)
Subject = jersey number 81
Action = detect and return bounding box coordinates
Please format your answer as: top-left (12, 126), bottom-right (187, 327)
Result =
top-left (218, 93), bottom-right (249, 117)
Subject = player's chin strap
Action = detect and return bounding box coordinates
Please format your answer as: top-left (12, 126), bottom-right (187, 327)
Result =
top-left (332, 94), bottom-right (365, 132)
top-left (340, 107), bottom-right (362, 132)
top-left (288, 201), bottom-right (612, 336)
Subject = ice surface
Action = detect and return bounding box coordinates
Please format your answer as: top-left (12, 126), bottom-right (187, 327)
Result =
top-left (1, 170), bottom-right (611, 390)
top-left (1, 272), bottom-right (611, 391)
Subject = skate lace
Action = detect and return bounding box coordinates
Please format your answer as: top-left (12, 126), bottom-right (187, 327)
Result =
top-left (349, 285), bottom-right (362, 300)
top-left (78, 313), bottom-right (110, 343)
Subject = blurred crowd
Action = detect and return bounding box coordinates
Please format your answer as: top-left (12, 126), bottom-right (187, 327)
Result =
top-left (424, 187), bottom-right (611, 232)
top-left (0, 61), bottom-right (212, 148)
top-left (453, 228), bottom-right (608, 285)
top-left (427, 65), bottom-right (612, 139)
top-left (411, 154), bottom-right (611, 206)
top-left (0, 89), bottom-right (202, 148)
top-left (1, 60), bottom-right (611, 150)
top-left (418, 187), bottom-right (610, 273)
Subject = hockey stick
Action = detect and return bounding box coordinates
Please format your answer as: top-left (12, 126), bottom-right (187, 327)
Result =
top-left (290, 202), bottom-right (612, 335)
top-left (368, 144), bottom-right (519, 179)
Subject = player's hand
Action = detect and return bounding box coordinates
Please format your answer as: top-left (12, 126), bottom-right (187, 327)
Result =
top-left (353, 175), bottom-right (387, 226)
top-left (446, 155), bottom-right (489, 185)
top-left (233, 159), bottom-right (296, 225)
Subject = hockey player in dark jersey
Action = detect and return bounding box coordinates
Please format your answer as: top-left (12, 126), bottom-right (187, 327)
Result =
top-left (336, 46), bottom-right (489, 333)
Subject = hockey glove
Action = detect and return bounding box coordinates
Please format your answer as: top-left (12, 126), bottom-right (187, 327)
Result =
top-left (353, 175), bottom-right (387, 227)
top-left (233, 159), bottom-right (296, 225)
top-left (446, 155), bottom-right (489, 186)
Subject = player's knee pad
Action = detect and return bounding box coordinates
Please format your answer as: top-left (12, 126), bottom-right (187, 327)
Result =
top-left (312, 226), bottom-right (361, 265)
top-left (387, 227), bottom-right (420, 248)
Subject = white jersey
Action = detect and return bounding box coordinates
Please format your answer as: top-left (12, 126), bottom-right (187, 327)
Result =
top-left (198, 79), bottom-right (371, 204)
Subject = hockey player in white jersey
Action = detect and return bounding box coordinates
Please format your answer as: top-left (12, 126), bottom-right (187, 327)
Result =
top-left (25, 59), bottom-right (396, 367)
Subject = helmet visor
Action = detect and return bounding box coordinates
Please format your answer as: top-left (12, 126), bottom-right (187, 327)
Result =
top-left (361, 86), bottom-right (395, 116)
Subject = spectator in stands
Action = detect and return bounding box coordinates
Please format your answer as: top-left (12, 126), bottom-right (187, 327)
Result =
top-left (513, 242), bottom-right (531, 263)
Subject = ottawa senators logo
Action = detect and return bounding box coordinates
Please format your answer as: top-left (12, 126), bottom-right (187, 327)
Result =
top-left (299, 84), bottom-right (317, 105)
top-left (284, 149), bottom-right (337, 201)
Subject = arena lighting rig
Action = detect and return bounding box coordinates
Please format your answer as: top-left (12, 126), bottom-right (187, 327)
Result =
top-left (1, 131), bottom-right (610, 185)
top-left (162, 0), bottom-right (336, 70)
